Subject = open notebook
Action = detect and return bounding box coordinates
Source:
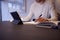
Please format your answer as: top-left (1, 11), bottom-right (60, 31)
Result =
top-left (36, 21), bottom-right (59, 28)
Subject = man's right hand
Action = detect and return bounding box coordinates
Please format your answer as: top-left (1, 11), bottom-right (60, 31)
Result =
top-left (35, 17), bottom-right (49, 22)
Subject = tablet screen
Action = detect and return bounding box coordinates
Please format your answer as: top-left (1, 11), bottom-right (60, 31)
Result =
top-left (10, 11), bottom-right (21, 20)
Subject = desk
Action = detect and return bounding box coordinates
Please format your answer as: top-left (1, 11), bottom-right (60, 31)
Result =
top-left (0, 21), bottom-right (59, 40)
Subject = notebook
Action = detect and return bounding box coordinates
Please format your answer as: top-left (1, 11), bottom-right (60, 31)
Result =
top-left (36, 21), bottom-right (59, 28)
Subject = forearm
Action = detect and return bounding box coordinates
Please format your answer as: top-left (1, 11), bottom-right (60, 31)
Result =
top-left (23, 16), bottom-right (32, 21)
top-left (22, 13), bottom-right (33, 21)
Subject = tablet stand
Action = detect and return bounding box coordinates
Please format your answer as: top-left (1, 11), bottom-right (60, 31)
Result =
top-left (10, 11), bottom-right (23, 25)
top-left (12, 20), bottom-right (23, 25)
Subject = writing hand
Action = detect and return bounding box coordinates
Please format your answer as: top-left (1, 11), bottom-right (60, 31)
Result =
top-left (35, 17), bottom-right (49, 22)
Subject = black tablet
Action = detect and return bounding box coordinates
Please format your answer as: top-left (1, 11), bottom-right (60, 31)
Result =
top-left (10, 11), bottom-right (23, 24)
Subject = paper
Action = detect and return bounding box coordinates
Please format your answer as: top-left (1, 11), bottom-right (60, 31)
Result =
top-left (23, 21), bottom-right (39, 24)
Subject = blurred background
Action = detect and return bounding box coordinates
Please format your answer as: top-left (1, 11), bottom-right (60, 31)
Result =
top-left (0, 0), bottom-right (60, 21)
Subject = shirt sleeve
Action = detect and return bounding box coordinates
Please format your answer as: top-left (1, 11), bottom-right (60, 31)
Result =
top-left (48, 3), bottom-right (58, 21)
top-left (22, 4), bottom-right (34, 21)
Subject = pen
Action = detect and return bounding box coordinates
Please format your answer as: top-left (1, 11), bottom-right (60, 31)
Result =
top-left (39, 14), bottom-right (42, 18)
top-left (33, 14), bottom-right (42, 21)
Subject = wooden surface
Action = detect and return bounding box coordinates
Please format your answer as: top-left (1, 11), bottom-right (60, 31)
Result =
top-left (0, 21), bottom-right (59, 40)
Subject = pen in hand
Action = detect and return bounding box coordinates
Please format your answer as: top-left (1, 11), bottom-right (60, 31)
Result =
top-left (33, 14), bottom-right (42, 21)
top-left (35, 14), bottom-right (42, 22)
top-left (39, 14), bottom-right (42, 18)
top-left (36, 14), bottom-right (49, 22)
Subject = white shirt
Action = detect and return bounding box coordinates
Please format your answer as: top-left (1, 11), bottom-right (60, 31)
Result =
top-left (23, 1), bottom-right (57, 21)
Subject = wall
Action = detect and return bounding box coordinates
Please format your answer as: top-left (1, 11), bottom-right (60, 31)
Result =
top-left (1, 0), bottom-right (27, 21)
top-left (0, 1), bottom-right (2, 22)
top-left (55, 0), bottom-right (60, 13)
top-left (1, 1), bottom-right (12, 21)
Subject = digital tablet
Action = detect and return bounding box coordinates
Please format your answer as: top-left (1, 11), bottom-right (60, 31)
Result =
top-left (10, 11), bottom-right (23, 24)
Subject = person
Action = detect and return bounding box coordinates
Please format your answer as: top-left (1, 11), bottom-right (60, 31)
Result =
top-left (23, 0), bottom-right (58, 22)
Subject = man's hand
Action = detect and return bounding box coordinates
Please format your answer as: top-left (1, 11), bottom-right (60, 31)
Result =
top-left (35, 17), bottom-right (49, 22)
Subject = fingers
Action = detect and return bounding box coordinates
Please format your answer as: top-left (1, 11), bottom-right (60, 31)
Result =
top-left (35, 18), bottom-right (49, 22)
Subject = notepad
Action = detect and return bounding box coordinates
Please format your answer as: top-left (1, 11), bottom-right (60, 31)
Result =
top-left (36, 21), bottom-right (59, 28)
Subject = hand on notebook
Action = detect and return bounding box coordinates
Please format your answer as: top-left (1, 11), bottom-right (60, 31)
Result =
top-left (35, 17), bottom-right (49, 22)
